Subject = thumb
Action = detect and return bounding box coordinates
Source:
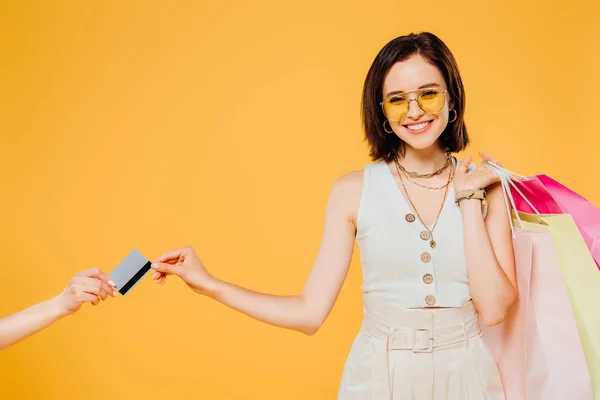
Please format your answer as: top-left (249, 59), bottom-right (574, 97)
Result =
top-left (150, 262), bottom-right (181, 276)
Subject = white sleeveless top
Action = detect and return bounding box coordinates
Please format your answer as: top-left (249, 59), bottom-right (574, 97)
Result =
top-left (356, 158), bottom-right (483, 308)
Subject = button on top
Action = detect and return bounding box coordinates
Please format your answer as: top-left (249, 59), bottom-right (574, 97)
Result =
top-left (421, 252), bottom-right (432, 263)
top-left (420, 231), bottom-right (431, 241)
top-left (425, 295), bottom-right (436, 306)
top-left (405, 213), bottom-right (416, 223)
top-left (423, 274), bottom-right (433, 284)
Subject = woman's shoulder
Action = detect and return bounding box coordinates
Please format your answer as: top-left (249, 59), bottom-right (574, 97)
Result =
top-left (328, 168), bottom-right (366, 224)
top-left (331, 169), bottom-right (364, 194)
top-left (331, 158), bottom-right (385, 187)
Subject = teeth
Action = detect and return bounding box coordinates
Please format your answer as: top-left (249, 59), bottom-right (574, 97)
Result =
top-left (406, 121), bottom-right (430, 131)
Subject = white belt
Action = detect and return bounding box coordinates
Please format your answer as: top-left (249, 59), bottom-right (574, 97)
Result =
top-left (362, 310), bottom-right (482, 399)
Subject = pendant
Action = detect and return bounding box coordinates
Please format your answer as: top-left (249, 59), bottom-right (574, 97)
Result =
top-left (430, 240), bottom-right (436, 248)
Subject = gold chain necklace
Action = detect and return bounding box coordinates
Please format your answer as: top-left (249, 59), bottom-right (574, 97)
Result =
top-left (401, 170), bottom-right (454, 190)
top-left (395, 152), bottom-right (452, 179)
top-left (393, 156), bottom-right (454, 249)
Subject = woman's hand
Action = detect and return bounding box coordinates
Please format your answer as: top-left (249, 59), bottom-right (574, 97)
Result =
top-left (56, 268), bottom-right (118, 315)
top-left (453, 152), bottom-right (503, 192)
top-left (151, 246), bottom-right (219, 296)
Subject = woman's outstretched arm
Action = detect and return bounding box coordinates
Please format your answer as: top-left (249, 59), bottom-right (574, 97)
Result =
top-left (151, 171), bottom-right (363, 335)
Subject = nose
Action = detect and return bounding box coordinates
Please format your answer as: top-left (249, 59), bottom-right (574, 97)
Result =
top-left (405, 98), bottom-right (424, 120)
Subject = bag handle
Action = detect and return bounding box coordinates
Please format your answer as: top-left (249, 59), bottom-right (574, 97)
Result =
top-left (482, 161), bottom-right (540, 237)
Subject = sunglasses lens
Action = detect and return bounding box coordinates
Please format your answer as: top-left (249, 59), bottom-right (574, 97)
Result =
top-left (418, 89), bottom-right (445, 113)
top-left (382, 96), bottom-right (409, 121)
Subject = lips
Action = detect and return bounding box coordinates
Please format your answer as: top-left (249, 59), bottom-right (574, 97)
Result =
top-left (405, 121), bottom-right (431, 130)
top-left (403, 119), bottom-right (433, 134)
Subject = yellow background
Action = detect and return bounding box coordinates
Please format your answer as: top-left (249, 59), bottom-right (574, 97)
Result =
top-left (1, 1), bottom-right (598, 399)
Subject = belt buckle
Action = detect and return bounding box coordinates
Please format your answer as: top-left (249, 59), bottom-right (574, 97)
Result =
top-left (412, 328), bottom-right (433, 353)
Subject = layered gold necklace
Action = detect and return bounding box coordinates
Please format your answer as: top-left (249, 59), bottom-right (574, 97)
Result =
top-left (392, 153), bottom-right (455, 248)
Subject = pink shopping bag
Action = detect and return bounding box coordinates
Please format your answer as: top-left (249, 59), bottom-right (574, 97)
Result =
top-left (511, 174), bottom-right (600, 270)
top-left (481, 161), bottom-right (594, 399)
top-left (483, 228), bottom-right (594, 400)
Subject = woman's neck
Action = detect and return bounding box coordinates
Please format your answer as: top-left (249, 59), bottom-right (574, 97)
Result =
top-left (396, 145), bottom-right (449, 175)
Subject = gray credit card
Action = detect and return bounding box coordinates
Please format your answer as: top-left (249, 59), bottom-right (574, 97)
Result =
top-left (108, 249), bottom-right (151, 295)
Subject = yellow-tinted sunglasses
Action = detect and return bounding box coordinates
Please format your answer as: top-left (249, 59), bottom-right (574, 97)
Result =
top-left (380, 88), bottom-right (448, 121)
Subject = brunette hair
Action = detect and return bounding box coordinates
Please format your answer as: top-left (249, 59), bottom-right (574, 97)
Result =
top-left (362, 32), bottom-right (469, 161)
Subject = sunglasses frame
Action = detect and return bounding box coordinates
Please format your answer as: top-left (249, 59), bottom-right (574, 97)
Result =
top-left (380, 87), bottom-right (449, 121)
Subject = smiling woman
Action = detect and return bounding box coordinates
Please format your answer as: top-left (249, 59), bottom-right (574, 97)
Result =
top-left (150, 31), bottom-right (515, 400)
top-left (335, 32), bottom-right (514, 398)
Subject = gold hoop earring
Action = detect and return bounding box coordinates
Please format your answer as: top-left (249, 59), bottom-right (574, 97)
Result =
top-left (383, 120), bottom-right (394, 133)
top-left (449, 109), bottom-right (457, 123)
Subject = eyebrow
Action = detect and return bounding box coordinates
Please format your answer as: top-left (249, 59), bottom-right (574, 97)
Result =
top-left (384, 83), bottom-right (441, 98)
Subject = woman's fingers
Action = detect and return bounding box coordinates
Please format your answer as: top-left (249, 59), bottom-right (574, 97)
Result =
top-left (153, 270), bottom-right (167, 285)
top-left (457, 154), bottom-right (472, 174)
top-left (77, 278), bottom-right (113, 300)
top-left (150, 262), bottom-right (182, 276)
top-left (153, 247), bottom-right (197, 286)
top-left (478, 151), bottom-right (503, 167)
top-left (78, 293), bottom-right (100, 305)
top-left (88, 277), bottom-right (116, 297)
top-left (155, 248), bottom-right (188, 264)
top-left (76, 268), bottom-right (116, 289)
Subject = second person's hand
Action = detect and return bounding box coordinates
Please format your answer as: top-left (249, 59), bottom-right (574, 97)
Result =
top-left (56, 268), bottom-right (118, 315)
top-left (151, 246), bottom-right (219, 296)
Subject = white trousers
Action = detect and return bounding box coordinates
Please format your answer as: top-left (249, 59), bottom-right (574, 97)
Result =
top-left (338, 298), bottom-right (505, 399)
